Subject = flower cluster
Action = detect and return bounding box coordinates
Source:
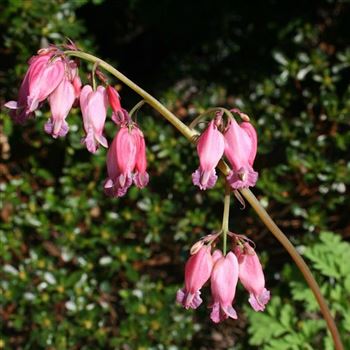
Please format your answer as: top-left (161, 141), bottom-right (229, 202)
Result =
top-left (176, 235), bottom-right (270, 323)
top-left (192, 112), bottom-right (258, 190)
top-left (6, 45), bottom-right (270, 326)
top-left (5, 46), bottom-right (149, 197)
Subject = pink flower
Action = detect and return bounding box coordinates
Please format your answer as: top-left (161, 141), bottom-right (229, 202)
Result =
top-left (104, 124), bottom-right (150, 197)
top-left (26, 53), bottom-right (65, 113)
top-left (235, 244), bottom-right (270, 311)
top-left (132, 127), bottom-right (149, 188)
top-left (224, 117), bottom-right (258, 189)
top-left (104, 126), bottom-right (136, 197)
top-left (5, 49), bottom-right (64, 123)
top-left (45, 77), bottom-right (75, 138)
top-left (176, 246), bottom-right (213, 309)
top-left (210, 250), bottom-right (239, 323)
top-left (80, 85), bottom-right (108, 153)
top-left (192, 120), bottom-right (225, 190)
top-left (106, 85), bottom-right (128, 125)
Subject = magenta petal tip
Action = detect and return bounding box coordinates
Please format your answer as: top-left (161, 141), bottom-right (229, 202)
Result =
top-left (227, 166), bottom-right (258, 189)
top-left (249, 288), bottom-right (270, 311)
top-left (192, 168), bottom-right (217, 190)
top-left (176, 288), bottom-right (203, 310)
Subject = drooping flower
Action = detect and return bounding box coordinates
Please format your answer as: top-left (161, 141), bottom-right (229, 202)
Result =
top-left (132, 127), bottom-right (149, 188)
top-left (26, 53), bottom-right (65, 113)
top-left (235, 243), bottom-right (270, 311)
top-left (106, 85), bottom-right (127, 125)
top-left (5, 49), bottom-right (65, 123)
top-left (104, 123), bottom-right (150, 197)
top-left (80, 85), bottom-right (108, 153)
top-left (104, 126), bottom-right (136, 196)
top-left (45, 76), bottom-right (75, 138)
top-left (224, 117), bottom-right (258, 189)
top-left (210, 250), bottom-right (239, 323)
top-left (176, 246), bottom-right (213, 309)
top-left (192, 120), bottom-right (225, 190)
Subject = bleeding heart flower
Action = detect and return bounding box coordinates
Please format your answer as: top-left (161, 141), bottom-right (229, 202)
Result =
top-left (224, 117), bottom-right (258, 189)
top-left (80, 85), bottom-right (108, 153)
top-left (45, 77), bottom-right (75, 138)
top-left (176, 246), bottom-right (213, 309)
top-left (5, 49), bottom-right (64, 123)
top-left (235, 243), bottom-right (270, 311)
top-left (210, 250), bottom-right (239, 323)
top-left (192, 120), bottom-right (225, 190)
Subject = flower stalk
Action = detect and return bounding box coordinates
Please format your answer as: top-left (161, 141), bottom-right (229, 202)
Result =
top-left (64, 50), bottom-right (344, 350)
top-left (222, 182), bottom-right (231, 255)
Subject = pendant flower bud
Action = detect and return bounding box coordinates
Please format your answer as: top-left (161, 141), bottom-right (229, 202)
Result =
top-left (224, 117), bottom-right (258, 189)
top-left (235, 243), bottom-right (270, 311)
top-left (72, 75), bottom-right (82, 100)
top-left (210, 251), bottom-right (239, 323)
top-left (192, 120), bottom-right (225, 190)
top-left (80, 85), bottom-right (108, 153)
top-left (67, 60), bottom-right (82, 101)
top-left (176, 246), bottom-right (213, 309)
top-left (106, 85), bottom-right (127, 125)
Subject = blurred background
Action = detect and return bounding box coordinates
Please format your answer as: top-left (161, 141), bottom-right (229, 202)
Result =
top-left (0, 0), bottom-right (349, 349)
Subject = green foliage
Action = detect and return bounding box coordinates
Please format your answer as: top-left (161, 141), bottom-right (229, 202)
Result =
top-left (247, 232), bottom-right (350, 349)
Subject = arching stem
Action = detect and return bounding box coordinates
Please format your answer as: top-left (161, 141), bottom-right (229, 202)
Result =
top-left (65, 51), bottom-right (197, 142)
top-left (64, 50), bottom-right (344, 350)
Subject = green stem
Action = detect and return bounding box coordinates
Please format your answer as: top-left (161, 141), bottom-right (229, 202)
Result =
top-left (222, 182), bottom-right (231, 255)
top-left (65, 50), bottom-right (343, 350)
top-left (129, 100), bottom-right (146, 118)
top-left (65, 50), bottom-right (197, 142)
top-left (91, 61), bottom-right (98, 91)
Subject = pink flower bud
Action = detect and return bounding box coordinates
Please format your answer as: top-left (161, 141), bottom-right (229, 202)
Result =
top-left (192, 120), bottom-right (225, 190)
top-left (72, 75), bottom-right (82, 100)
top-left (224, 117), bottom-right (258, 189)
top-left (235, 243), bottom-right (270, 311)
top-left (210, 251), bottom-right (239, 323)
top-left (67, 60), bottom-right (81, 101)
top-left (106, 85), bottom-right (126, 124)
top-left (176, 246), bottom-right (213, 309)
top-left (80, 85), bottom-right (108, 153)
top-left (132, 127), bottom-right (149, 188)
top-left (45, 77), bottom-right (75, 138)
